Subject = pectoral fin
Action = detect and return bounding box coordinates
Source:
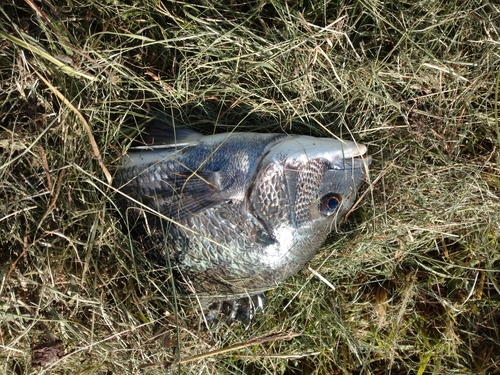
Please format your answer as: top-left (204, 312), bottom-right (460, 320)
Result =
top-left (156, 170), bottom-right (231, 221)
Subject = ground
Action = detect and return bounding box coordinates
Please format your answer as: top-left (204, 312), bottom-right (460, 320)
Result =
top-left (1, 1), bottom-right (499, 374)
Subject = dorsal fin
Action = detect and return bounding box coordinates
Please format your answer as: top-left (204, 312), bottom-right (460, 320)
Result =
top-left (132, 119), bottom-right (202, 149)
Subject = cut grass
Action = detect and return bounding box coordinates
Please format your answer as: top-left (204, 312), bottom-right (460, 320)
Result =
top-left (1, 0), bottom-right (499, 374)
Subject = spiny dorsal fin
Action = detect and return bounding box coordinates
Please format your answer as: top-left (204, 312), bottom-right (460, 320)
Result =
top-left (132, 119), bottom-right (202, 149)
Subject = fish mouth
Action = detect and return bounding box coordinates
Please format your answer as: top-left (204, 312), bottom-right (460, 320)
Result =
top-left (351, 154), bottom-right (372, 170)
top-left (341, 143), bottom-right (372, 170)
top-left (350, 143), bottom-right (368, 158)
top-left (329, 155), bottom-right (371, 173)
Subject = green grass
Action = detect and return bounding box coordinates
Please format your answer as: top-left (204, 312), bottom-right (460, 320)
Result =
top-left (1, 0), bottom-right (500, 374)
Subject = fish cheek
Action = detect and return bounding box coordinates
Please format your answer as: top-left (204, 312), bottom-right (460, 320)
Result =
top-left (292, 159), bottom-right (329, 226)
top-left (248, 161), bottom-right (291, 227)
top-left (249, 158), bottom-right (329, 231)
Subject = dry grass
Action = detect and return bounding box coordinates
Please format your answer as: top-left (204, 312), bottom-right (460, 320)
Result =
top-left (1, 0), bottom-right (500, 374)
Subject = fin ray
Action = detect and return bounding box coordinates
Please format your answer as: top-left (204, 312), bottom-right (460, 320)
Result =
top-left (133, 119), bottom-right (202, 148)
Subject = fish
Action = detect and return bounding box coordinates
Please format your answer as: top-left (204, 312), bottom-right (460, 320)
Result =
top-left (114, 120), bottom-right (371, 320)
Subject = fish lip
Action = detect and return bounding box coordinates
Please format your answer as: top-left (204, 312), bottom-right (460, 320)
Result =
top-left (349, 143), bottom-right (368, 158)
top-left (340, 143), bottom-right (372, 169)
top-left (354, 154), bottom-right (372, 168)
top-left (330, 153), bottom-right (372, 170)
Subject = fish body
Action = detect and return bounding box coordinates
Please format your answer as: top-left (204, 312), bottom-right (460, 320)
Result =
top-left (116, 121), bottom-right (371, 302)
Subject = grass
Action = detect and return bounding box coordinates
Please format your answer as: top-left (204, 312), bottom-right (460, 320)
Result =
top-left (1, 0), bottom-right (499, 374)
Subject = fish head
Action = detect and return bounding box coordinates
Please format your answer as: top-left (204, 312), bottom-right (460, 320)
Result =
top-left (250, 135), bottom-right (371, 253)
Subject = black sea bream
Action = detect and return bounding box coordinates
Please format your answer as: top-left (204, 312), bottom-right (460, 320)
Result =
top-left (115, 121), bottom-right (371, 319)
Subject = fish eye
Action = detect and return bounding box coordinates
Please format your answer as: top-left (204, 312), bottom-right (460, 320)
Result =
top-left (320, 193), bottom-right (342, 216)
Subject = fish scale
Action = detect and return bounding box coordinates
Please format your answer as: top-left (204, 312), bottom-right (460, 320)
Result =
top-left (294, 158), bottom-right (327, 226)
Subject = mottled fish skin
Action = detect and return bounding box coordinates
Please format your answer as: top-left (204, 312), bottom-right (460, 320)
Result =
top-left (115, 122), bottom-right (371, 303)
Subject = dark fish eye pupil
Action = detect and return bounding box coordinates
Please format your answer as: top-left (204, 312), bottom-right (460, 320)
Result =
top-left (327, 197), bottom-right (338, 209)
top-left (320, 193), bottom-right (341, 215)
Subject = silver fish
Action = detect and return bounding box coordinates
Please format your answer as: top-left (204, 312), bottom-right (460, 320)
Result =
top-left (115, 121), bottom-right (371, 316)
